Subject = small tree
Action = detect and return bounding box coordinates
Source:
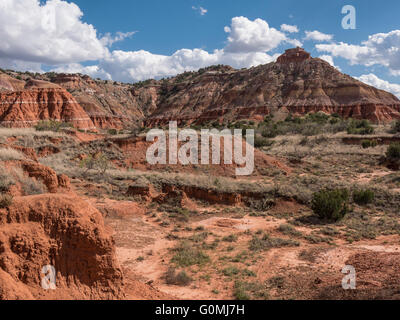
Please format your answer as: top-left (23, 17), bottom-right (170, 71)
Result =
top-left (80, 152), bottom-right (110, 174)
top-left (96, 153), bottom-right (110, 174)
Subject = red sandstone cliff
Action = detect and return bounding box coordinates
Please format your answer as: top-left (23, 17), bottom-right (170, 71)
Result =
top-left (143, 48), bottom-right (400, 125)
top-left (0, 86), bottom-right (95, 129)
top-left (50, 73), bottom-right (148, 129)
top-left (277, 47), bottom-right (311, 64)
top-left (0, 148), bottom-right (124, 299)
top-left (1, 48), bottom-right (400, 128)
top-left (0, 194), bottom-right (125, 300)
top-left (0, 139), bottom-right (177, 300)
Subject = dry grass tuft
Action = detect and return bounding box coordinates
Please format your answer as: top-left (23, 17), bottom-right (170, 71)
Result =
top-left (0, 148), bottom-right (25, 161)
top-left (0, 127), bottom-right (65, 138)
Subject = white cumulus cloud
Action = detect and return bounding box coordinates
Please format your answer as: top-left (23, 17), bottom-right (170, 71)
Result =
top-left (0, 0), bottom-right (108, 65)
top-left (281, 24), bottom-right (299, 33)
top-left (304, 30), bottom-right (334, 42)
top-left (52, 63), bottom-right (112, 80)
top-left (0, 1), bottom-right (303, 83)
top-left (224, 17), bottom-right (288, 53)
top-left (51, 16), bottom-right (296, 82)
top-left (0, 57), bottom-right (43, 73)
top-left (357, 73), bottom-right (400, 99)
top-left (316, 30), bottom-right (400, 74)
top-left (100, 31), bottom-right (137, 47)
top-left (86, 49), bottom-right (279, 83)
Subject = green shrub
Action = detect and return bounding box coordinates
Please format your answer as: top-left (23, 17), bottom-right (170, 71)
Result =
top-left (254, 137), bottom-right (274, 148)
top-left (249, 233), bottom-right (300, 252)
top-left (257, 114), bottom-right (347, 138)
top-left (386, 143), bottom-right (400, 160)
top-left (188, 232), bottom-right (209, 243)
top-left (261, 126), bottom-right (278, 138)
top-left (234, 281), bottom-right (251, 300)
top-left (353, 189), bottom-right (375, 206)
top-left (263, 115), bottom-right (273, 123)
top-left (306, 112), bottom-right (330, 124)
top-left (347, 119), bottom-right (374, 135)
top-left (222, 266), bottom-right (240, 277)
top-left (108, 129), bottom-right (118, 135)
top-left (21, 177), bottom-right (46, 195)
top-left (35, 120), bottom-right (72, 132)
top-left (222, 234), bottom-right (238, 242)
top-left (233, 281), bottom-right (269, 300)
top-left (0, 194), bottom-right (13, 208)
top-left (311, 188), bottom-right (350, 221)
top-left (171, 242), bottom-right (210, 267)
top-left (278, 224), bottom-right (302, 237)
top-left (391, 120), bottom-right (400, 133)
top-left (361, 139), bottom-right (378, 149)
top-left (242, 269), bottom-right (256, 277)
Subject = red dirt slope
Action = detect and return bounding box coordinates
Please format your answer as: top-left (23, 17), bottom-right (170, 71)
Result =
top-left (0, 194), bottom-right (125, 300)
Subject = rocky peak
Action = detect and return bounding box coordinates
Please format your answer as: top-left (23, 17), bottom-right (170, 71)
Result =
top-left (277, 47), bottom-right (311, 64)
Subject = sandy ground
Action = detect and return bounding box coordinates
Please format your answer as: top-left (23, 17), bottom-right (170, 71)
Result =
top-left (94, 197), bottom-right (400, 300)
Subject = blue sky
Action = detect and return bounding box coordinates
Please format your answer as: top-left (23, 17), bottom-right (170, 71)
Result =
top-left (1, 0), bottom-right (400, 96)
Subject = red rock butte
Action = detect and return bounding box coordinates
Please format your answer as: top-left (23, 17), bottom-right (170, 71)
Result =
top-left (277, 47), bottom-right (311, 64)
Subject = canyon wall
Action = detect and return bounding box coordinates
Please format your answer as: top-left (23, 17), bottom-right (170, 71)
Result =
top-left (1, 48), bottom-right (400, 129)
top-left (143, 49), bottom-right (400, 125)
top-left (0, 88), bottom-right (95, 129)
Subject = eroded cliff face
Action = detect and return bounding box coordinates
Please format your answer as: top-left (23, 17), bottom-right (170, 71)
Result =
top-left (50, 73), bottom-right (151, 129)
top-left (1, 48), bottom-right (400, 128)
top-left (144, 49), bottom-right (400, 125)
top-left (0, 146), bottom-right (124, 300)
top-left (0, 194), bottom-right (125, 300)
top-left (0, 73), bottom-right (96, 129)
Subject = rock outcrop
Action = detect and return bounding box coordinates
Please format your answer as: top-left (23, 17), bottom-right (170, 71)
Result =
top-left (19, 161), bottom-right (66, 193)
top-left (277, 47), bottom-right (311, 64)
top-left (0, 194), bottom-right (125, 300)
top-left (0, 87), bottom-right (95, 129)
top-left (0, 72), bottom-right (25, 92)
top-left (0, 137), bottom-right (124, 300)
top-left (50, 73), bottom-right (148, 129)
